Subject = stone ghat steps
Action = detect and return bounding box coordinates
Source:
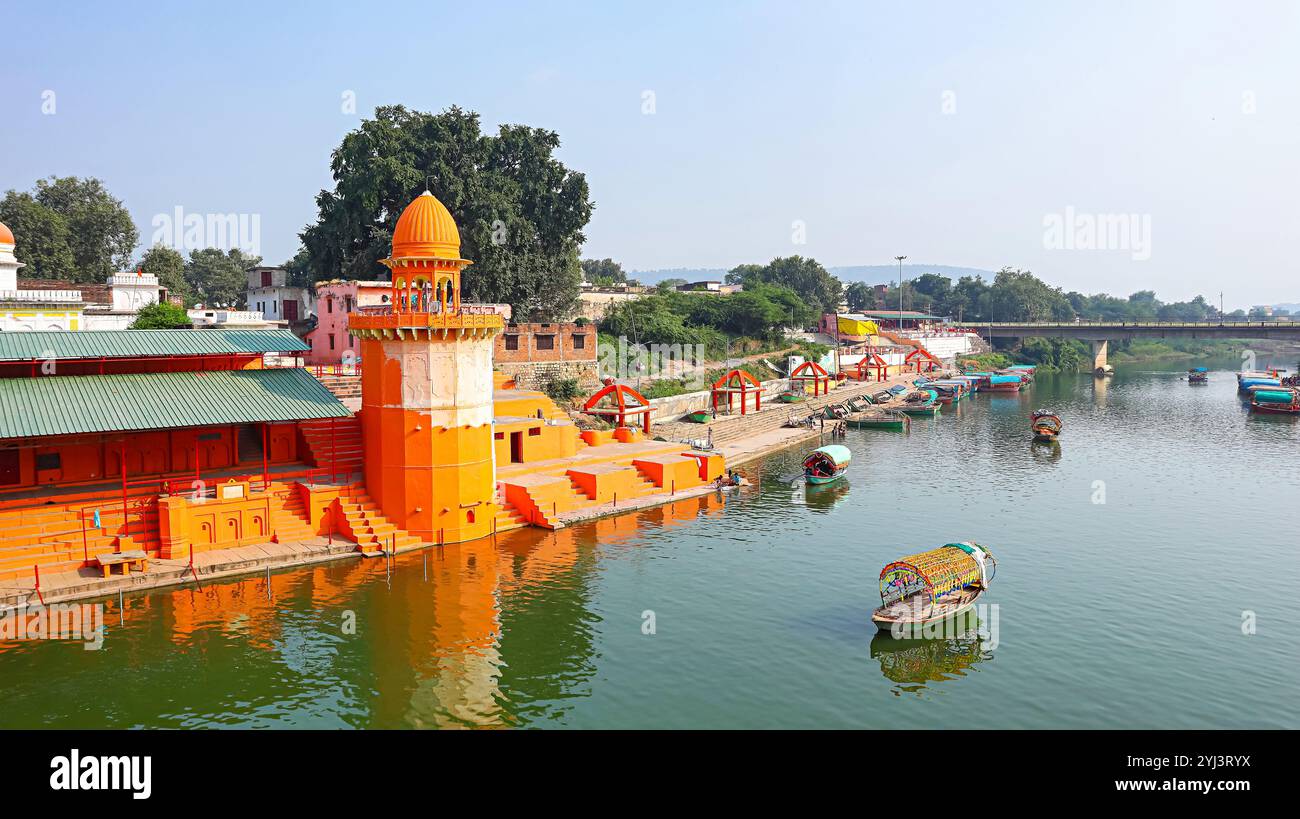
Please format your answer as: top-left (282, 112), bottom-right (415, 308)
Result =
top-left (313, 373), bottom-right (362, 400)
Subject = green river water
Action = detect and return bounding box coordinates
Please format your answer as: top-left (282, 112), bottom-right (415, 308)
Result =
top-left (2, 357), bottom-right (1298, 729)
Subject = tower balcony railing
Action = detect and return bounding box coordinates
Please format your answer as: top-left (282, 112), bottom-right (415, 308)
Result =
top-left (350, 301), bottom-right (506, 334)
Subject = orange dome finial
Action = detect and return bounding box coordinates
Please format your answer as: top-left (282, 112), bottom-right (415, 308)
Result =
top-left (0, 222), bottom-right (14, 245)
top-left (390, 190), bottom-right (462, 261)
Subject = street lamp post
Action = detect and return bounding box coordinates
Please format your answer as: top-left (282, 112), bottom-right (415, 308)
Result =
top-left (894, 255), bottom-right (907, 332)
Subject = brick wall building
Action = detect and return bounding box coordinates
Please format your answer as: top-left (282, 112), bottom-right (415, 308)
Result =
top-left (494, 322), bottom-right (599, 390)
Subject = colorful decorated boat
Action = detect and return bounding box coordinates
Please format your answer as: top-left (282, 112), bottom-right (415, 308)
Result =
top-left (951, 374), bottom-right (983, 392)
top-left (845, 409), bottom-right (911, 431)
top-left (872, 543), bottom-right (996, 634)
top-left (1187, 367), bottom-right (1209, 384)
top-left (1030, 409), bottom-right (1062, 441)
top-left (1250, 388), bottom-right (1300, 415)
top-left (803, 444), bottom-right (851, 485)
top-left (927, 380), bottom-right (970, 404)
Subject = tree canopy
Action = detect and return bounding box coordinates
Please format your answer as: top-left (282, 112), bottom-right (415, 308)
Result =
top-left (184, 248), bottom-right (261, 307)
top-left (129, 302), bottom-right (192, 329)
top-left (726, 256), bottom-right (842, 317)
top-left (299, 105), bottom-right (593, 321)
top-left (581, 258), bottom-right (627, 286)
top-left (1, 177), bottom-right (139, 283)
top-left (139, 244), bottom-right (188, 303)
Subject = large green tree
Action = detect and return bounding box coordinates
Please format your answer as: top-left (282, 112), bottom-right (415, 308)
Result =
top-left (300, 105), bottom-right (593, 321)
top-left (184, 248), bottom-right (261, 307)
top-left (0, 191), bottom-right (76, 279)
top-left (844, 281), bottom-right (876, 312)
top-left (32, 176), bottom-right (138, 282)
top-left (138, 244), bottom-right (188, 303)
top-left (726, 256), bottom-right (842, 316)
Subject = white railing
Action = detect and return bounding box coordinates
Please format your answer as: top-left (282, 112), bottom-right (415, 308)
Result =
top-left (107, 274), bottom-right (159, 287)
top-left (0, 289), bottom-right (83, 303)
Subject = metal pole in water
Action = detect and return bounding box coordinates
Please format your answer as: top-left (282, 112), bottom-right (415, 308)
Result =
top-left (119, 588), bottom-right (124, 626)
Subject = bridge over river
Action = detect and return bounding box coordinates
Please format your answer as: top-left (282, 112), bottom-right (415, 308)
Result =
top-left (972, 320), bottom-right (1300, 373)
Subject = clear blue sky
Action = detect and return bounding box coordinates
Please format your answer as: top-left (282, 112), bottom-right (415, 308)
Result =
top-left (2, 0), bottom-right (1296, 306)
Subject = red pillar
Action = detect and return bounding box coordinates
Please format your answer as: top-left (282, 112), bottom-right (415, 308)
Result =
top-left (120, 439), bottom-right (128, 536)
top-left (261, 422), bottom-right (269, 491)
top-left (330, 417), bottom-right (338, 484)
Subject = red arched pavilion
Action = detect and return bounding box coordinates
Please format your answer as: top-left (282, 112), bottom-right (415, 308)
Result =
top-left (711, 369), bottom-right (762, 416)
top-left (583, 383), bottom-right (653, 433)
top-left (852, 353), bottom-right (890, 381)
top-left (905, 347), bottom-right (943, 373)
top-left (789, 360), bottom-right (831, 396)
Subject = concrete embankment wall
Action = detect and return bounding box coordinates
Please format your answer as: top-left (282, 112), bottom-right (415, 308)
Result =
top-left (643, 378), bottom-right (790, 422)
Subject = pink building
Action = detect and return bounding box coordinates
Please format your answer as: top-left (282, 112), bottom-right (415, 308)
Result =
top-left (305, 281), bottom-right (393, 365)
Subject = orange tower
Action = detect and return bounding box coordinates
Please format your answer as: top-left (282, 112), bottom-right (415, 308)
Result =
top-left (349, 191), bottom-right (505, 544)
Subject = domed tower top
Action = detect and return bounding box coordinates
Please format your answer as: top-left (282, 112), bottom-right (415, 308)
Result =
top-left (0, 221), bottom-right (23, 292)
top-left (389, 190), bottom-right (464, 262)
top-left (379, 191), bottom-right (474, 315)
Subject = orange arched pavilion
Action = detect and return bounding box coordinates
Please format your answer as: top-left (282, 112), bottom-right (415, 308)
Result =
top-left (583, 383), bottom-right (653, 433)
top-left (711, 369), bottom-right (762, 416)
top-left (789, 360), bottom-right (831, 396)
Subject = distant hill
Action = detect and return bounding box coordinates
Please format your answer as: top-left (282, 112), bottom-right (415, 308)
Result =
top-left (1272, 303), bottom-right (1300, 314)
top-left (627, 264), bottom-right (993, 286)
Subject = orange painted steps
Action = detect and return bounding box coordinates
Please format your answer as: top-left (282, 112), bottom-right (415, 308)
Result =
top-left (299, 417), bottom-right (364, 475)
top-left (335, 488), bottom-right (421, 554)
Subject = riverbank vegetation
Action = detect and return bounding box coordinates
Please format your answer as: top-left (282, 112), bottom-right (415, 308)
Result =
top-left (961, 337), bottom-right (1245, 372)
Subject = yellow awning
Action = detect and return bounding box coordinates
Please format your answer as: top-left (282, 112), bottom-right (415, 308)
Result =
top-left (837, 316), bottom-right (880, 337)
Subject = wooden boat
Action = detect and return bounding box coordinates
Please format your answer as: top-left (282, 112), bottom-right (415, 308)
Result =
top-left (777, 391), bottom-right (807, 403)
top-left (845, 409), bottom-right (911, 431)
top-left (898, 389), bottom-right (941, 416)
top-left (1030, 409), bottom-right (1062, 441)
top-left (1187, 367), bottom-right (1209, 384)
top-left (987, 374), bottom-right (1024, 392)
top-left (803, 444), bottom-right (851, 485)
top-left (1250, 388), bottom-right (1300, 415)
top-left (872, 543), bottom-right (996, 635)
top-left (685, 410), bottom-right (711, 423)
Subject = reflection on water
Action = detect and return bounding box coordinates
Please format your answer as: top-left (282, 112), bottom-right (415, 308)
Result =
top-left (2, 358), bottom-right (1299, 728)
top-left (870, 625), bottom-right (990, 693)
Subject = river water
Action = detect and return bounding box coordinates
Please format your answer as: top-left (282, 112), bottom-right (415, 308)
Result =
top-left (3, 357), bottom-right (1298, 729)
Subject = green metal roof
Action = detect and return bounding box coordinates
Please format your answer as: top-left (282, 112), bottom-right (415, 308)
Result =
top-left (0, 329), bottom-right (308, 363)
top-left (0, 368), bottom-right (350, 439)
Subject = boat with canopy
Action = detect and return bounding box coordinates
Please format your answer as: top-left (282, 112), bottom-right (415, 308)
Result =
top-left (872, 542), bottom-right (996, 634)
top-left (1250, 388), bottom-right (1300, 415)
top-left (987, 374), bottom-right (1024, 392)
top-left (1187, 366), bottom-right (1208, 384)
top-left (803, 444), bottom-right (851, 485)
top-left (1031, 409), bottom-right (1062, 441)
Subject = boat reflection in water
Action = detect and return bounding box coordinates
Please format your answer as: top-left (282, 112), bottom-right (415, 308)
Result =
top-left (1030, 438), bottom-right (1062, 462)
top-left (803, 477), bottom-right (850, 513)
top-left (869, 617), bottom-right (992, 694)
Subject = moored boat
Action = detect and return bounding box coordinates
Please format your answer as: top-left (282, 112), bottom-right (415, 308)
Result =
top-left (845, 409), bottom-right (911, 431)
top-left (777, 391), bottom-right (807, 403)
top-left (1250, 388), bottom-right (1300, 415)
top-left (1187, 366), bottom-right (1209, 384)
top-left (987, 374), bottom-right (1024, 392)
top-left (1238, 376), bottom-right (1281, 393)
top-left (685, 410), bottom-right (711, 423)
top-left (872, 542), bottom-right (996, 635)
top-left (898, 389), bottom-right (941, 416)
top-left (1030, 409), bottom-right (1062, 441)
top-left (803, 444), bottom-right (851, 485)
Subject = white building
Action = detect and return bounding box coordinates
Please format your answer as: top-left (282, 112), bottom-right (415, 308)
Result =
top-left (246, 267), bottom-right (312, 323)
top-left (187, 308), bottom-right (280, 329)
top-left (80, 272), bottom-right (169, 330)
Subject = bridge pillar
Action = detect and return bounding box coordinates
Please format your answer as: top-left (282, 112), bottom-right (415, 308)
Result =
top-left (1091, 339), bottom-right (1113, 377)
